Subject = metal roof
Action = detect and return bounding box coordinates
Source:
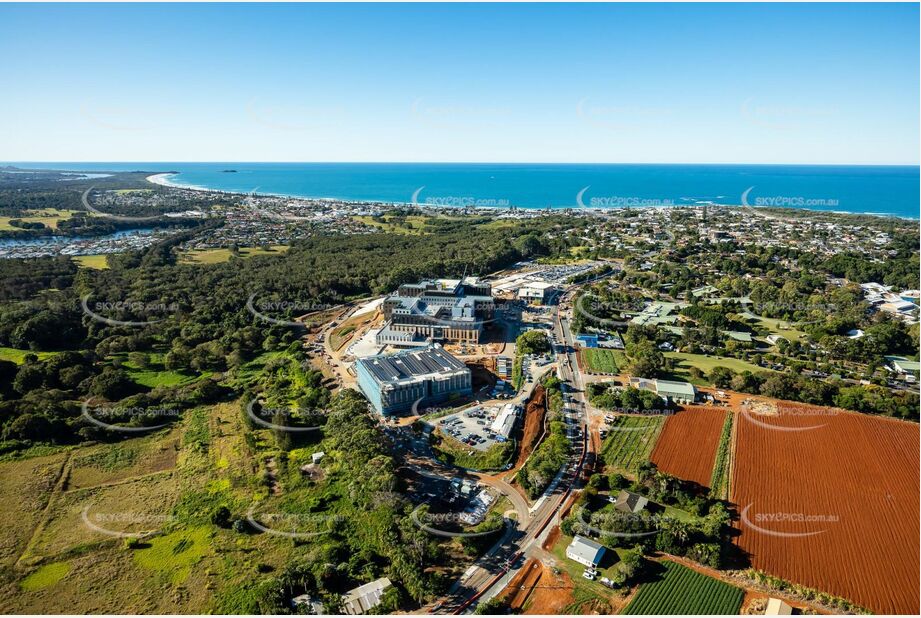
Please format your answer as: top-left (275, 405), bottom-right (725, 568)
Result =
top-left (567, 535), bottom-right (606, 565)
top-left (356, 345), bottom-right (468, 387)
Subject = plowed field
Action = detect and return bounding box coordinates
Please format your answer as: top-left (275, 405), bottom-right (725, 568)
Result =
top-left (650, 407), bottom-right (727, 487)
top-left (732, 405), bottom-right (920, 614)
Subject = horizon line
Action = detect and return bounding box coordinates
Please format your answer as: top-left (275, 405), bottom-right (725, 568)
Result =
top-left (4, 161), bottom-right (920, 168)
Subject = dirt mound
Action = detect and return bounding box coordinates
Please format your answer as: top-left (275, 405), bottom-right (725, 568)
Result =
top-left (514, 386), bottom-right (547, 468)
top-left (502, 558), bottom-right (575, 614)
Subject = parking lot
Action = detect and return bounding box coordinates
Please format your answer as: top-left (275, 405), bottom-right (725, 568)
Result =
top-left (435, 405), bottom-right (505, 452)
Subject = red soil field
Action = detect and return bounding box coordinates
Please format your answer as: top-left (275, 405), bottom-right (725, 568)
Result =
top-left (732, 405), bottom-right (920, 614)
top-left (650, 407), bottom-right (727, 488)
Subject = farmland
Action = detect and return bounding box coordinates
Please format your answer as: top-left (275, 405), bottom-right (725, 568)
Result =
top-left (708, 413), bottom-right (733, 499)
top-left (650, 408), bottom-right (727, 488)
top-left (580, 348), bottom-right (624, 374)
top-left (623, 560), bottom-right (743, 614)
top-left (732, 405), bottom-right (920, 614)
top-left (599, 415), bottom-right (664, 474)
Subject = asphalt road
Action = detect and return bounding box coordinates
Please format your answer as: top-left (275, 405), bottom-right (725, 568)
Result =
top-left (428, 284), bottom-right (598, 615)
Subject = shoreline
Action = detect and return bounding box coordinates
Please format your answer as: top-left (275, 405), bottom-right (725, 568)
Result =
top-left (143, 173), bottom-right (918, 220)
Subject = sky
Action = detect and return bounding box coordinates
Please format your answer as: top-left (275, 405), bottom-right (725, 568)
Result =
top-left (0, 2), bottom-right (918, 165)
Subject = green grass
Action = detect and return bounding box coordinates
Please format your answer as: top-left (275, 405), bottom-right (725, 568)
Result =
top-left (599, 415), bottom-right (664, 473)
top-left (623, 561), bottom-right (743, 615)
top-left (353, 214), bottom-right (431, 235)
top-left (0, 208), bottom-right (76, 231)
top-left (133, 526), bottom-right (212, 585)
top-left (709, 414), bottom-right (733, 499)
top-left (180, 245), bottom-right (290, 264)
top-left (72, 254), bottom-right (111, 269)
top-left (581, 348), bottom-right (624, 374)
top-left (117, 354), bottom-right (203, 388)
top-left (736, 312), bottom-right (806, 343)
top-left (665, 352), bottom-right (771, 382)
top-left (0, 347), bottom-right (58, 364)
top-left (20, 561), bottom-right (71, 591)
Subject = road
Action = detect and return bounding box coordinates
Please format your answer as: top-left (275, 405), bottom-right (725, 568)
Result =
top-left (428, 283), bottom-right (598, 614)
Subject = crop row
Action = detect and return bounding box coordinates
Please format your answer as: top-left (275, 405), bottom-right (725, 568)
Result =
top-left (623, 561), bottom-right (744, 615)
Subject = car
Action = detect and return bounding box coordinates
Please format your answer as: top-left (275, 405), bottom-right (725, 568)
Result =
top-left (582, 570), bottom-right (595, 580)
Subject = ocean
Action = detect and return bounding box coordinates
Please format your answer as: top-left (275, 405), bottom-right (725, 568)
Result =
top-left (9, 162), bottom-right (920, 218)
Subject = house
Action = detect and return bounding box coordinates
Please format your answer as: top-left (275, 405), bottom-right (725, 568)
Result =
top-left (611, 490), bottom-right (648, 514)
top-left (766, 334), bottom-right (786, 346)
top-left (764, 598), bottom-right (794, 615)
top-left (311, 451), bottom-right (325, 464)
top-left (566, 535), bottom-right (606, 568)
top-left (342, 577), bottom-right (393, 615)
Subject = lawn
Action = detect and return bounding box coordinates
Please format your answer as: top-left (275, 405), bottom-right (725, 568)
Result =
top-left (665, 352), bottom-right (772, 383)
top-left (180, 245), bottom-right (290, 264)
top-left (0, 208), bottom-right (76, 231)
top-left (623, 560), bottom-right (743, 614)
top-left (582, 348), bottom-right (625, 374)
top-left (735, 312), bottom-right (806, 343)
top-left (72, 254), bottom-right (110, 269)
top-left (599, 415), bottom-right (664, 474)
top-left (353, 214), bottom-right (431, 235)
top-left (116, 353), bottom-right (204, 388)
top-left (0, 347), bottom-right (59, 364)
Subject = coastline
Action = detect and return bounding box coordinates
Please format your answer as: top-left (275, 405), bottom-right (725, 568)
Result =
top-left (145, 173), bottom-right (918, 220)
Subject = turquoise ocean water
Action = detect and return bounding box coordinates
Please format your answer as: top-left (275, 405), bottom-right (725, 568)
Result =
top-left (9, 162), bottom-right (919, 218)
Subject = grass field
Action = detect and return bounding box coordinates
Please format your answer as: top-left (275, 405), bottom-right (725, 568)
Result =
top-left (599, 415), bottom-right (664, 474)
top-left (623, 561), bottom-right (743, 614)
top-left (354, 214), bottom-right (431, 234)
top-left (665, 352), bottom-right (771, 383)
top-left (0, 209), bottom-right (76, 231)
top-left (581, 348), bottom-right (625, 374)
top-left (736, 312), bottom-right (806, 343)
top-left (72, 254), bottom-right (110, 269)
top-left (180, 245), bottom-right (290, 264)
top-left (0, 347), bottom-right (59, 364)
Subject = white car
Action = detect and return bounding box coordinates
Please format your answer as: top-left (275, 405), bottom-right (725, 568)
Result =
top-left (582, 570), bottom-right (595, 580)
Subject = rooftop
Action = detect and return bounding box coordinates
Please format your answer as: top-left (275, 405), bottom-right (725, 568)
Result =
top-left (356, 344), bottom-right (468, 387)
top-left (567, 535), bottom-right (606, 565)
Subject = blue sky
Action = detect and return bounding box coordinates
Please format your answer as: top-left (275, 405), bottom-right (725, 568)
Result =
top-left (1, 2), bottom-right (917, 164)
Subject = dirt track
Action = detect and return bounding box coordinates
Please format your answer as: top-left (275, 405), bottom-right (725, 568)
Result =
top-left (732, 406), bottom-right (920, 614)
